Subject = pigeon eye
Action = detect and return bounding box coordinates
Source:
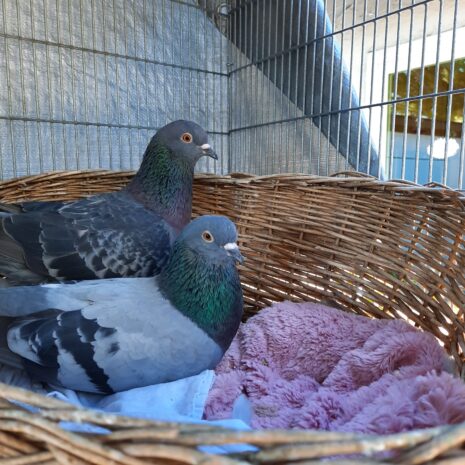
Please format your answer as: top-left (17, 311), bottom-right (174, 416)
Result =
top-left (202, 231), bottom-right (214, 243)
top-left (181, 132), bottom-right (193, 143)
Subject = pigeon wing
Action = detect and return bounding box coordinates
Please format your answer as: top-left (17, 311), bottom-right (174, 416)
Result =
top-left (4, 277), bottom-right (226, 393)
top-left (8, 309), bottom-right (116, 394)
top-left (1, 193), bottom-right (174, 282)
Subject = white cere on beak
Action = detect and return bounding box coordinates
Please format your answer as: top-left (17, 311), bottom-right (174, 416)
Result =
top-left (201, 143), bottom-right (211, 151)
top-left (223, 241), bottom-right (244, 264)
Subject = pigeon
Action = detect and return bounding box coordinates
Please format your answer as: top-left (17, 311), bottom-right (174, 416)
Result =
top-left (0, 215), bottom-right (244, 394)
top-left (0, 120), bottom-right (217, 285)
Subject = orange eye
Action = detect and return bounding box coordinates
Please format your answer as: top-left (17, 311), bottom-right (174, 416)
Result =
top-left (202, 231), bottom-right (214, 243)
top-left (181, 132), bottom-right (193, 143)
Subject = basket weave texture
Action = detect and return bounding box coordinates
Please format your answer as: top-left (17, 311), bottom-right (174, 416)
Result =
top-left (0, 169), bottom-right (464, 465)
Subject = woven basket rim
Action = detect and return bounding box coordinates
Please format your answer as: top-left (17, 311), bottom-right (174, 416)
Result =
top-left (1, 379), bottom-right (464, 464)
top-left (2, 168), bottom-right (465, 193)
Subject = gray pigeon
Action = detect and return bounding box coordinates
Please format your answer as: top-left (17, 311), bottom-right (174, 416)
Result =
top-left (0, 120), bottom-right (217, 285)
top-left (0, 215), bottom-right (244, 394)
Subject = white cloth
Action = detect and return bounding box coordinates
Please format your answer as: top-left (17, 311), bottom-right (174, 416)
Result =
top-left (49, 370), bottom-right (216, 423)
top-left (0, 364), bottom-right (254, 454)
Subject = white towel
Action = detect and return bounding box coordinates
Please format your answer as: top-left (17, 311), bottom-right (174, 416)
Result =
top-left (0, 363), bottom-right (254, 454)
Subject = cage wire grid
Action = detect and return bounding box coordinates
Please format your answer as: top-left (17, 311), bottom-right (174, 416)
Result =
top-left (0, 0), bottom-right (464, 188)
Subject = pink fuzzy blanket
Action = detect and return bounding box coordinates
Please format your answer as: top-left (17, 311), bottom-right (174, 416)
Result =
top-left (204, 302), bottom-right (465, 433)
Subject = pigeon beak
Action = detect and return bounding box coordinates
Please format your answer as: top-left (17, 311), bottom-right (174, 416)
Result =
top-left (224, 242), bottom-right (244, 265)
top-left (200, 143), bottom-right (218, 160)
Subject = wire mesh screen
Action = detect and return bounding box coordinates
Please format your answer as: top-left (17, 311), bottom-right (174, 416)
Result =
top-left (0, 0), bottom-right (229, 179)
top-left (227, 0), bottom-right (465, 186)
top-left (0, 0), bottom-right (464, 187)
top-left (228, 0), bottom-right (377, 176)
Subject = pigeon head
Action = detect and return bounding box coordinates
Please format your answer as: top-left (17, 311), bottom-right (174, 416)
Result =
top-left (153, 120), bottom-right (218, 163)
top-left (126, 120), bottom-right (217, 231)
top-left (159, 215), bottom-right (244, 351)
top-left (176, 215), bottom-right (244, 265)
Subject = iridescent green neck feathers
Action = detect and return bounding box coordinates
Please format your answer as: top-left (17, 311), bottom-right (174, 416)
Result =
top-left (126, 141), bottom-right (195, 231)
top-left (158, 243), bottom-right (243, 351)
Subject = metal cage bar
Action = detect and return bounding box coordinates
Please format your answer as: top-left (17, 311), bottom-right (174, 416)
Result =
top-left (0, 0), bottom-right (464, 187)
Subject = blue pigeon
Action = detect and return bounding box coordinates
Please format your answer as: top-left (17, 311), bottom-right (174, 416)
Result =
top-left (0, 216), bottom-right (243, 394)
top-left (0, 120), bottom-right (217, 285)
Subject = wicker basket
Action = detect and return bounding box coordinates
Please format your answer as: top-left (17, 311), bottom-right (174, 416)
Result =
top-left (0, 170), bottom-right (464, 465)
